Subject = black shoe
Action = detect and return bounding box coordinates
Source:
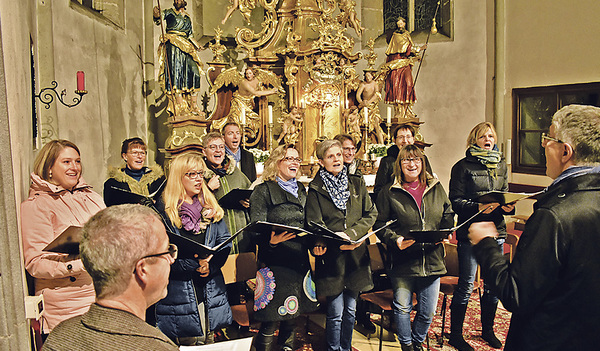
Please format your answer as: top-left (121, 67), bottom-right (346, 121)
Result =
top-left (412, 342), bottom-right (424, 351)
top-left (482, 329), bottom-right (502, 349)
top-left (358, 318), bottom-right (377, 334)
top-left (448, 334), bottom-right (474, 351)
top-left (400, 344), bottom-right (413, 351)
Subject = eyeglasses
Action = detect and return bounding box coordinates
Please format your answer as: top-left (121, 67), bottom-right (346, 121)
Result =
top-left (207, 144), bottom-right (226, 151)
top-left (185, 171), bottom-right (204, 179)
top-left (400, 157), bottom-right (422, 164)
top-left (342, 147), bottom-right (356, 153)
top-left (140, 243), bottom-right (178, 261)
top-left (128, 151), bottom-right (147, 157)
top-left (541, 132), bottom-right (564, 147)
top-left (282, 157), bottom-right (302, 163)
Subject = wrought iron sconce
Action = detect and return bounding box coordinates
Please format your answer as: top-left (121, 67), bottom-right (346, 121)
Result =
top-left (35, 71), bottom-right (87, 109)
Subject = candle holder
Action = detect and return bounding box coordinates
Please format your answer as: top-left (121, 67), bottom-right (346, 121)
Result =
top-left (35, 81), bottom-right (87, 109)
top-left (268, 122), bottom-right (274, 150)
top-left (386, 121), bottom-right (392, 145)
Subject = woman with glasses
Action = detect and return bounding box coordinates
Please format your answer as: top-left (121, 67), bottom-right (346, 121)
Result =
top-left (249, 145), bottom-right (318, 351)
top-left (374, 144), bottom-right (452, 351)
top-left (21, 140), bottom-right (105, 336)
top-left (155, 152), bottom-right (232, 346)
top-left (306, 139), bottom-right (377, 351)
top-left (103, 137), bottom-right (165, 207)
top-left (202, 132), bottom-right (252, 254)
top-left (448, 122), bottom-right (514, 351)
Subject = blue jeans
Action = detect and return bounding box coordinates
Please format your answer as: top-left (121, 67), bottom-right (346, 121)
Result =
top-left (453, 238), bottom-right (504, 306)
top-left (391, 276), bottom-right (440, 345)
top-left (325, 290), bottom-right (358, 351)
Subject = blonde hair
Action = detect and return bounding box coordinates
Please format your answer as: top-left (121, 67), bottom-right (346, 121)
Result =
top-left (163, 152), bottom-right (224, 228)
top-left (466, 122), bottom-right (497, 148)
top-left (262, 144), bottom-right (301, 181)
top-left (33, 139), bottom-right (80, 181)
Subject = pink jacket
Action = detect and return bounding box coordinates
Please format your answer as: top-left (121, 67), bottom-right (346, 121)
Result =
top-left (21, 173), bottom-right (105, 332)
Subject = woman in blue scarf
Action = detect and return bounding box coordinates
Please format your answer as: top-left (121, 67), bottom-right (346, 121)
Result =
top-left (448, 122), bottom-right (514, 351)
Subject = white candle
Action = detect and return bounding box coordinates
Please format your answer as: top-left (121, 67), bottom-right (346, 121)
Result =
top-left (300, 99), bottom-right (306, 109)
top-left (506, 139), bottom-right (512, 165)
top-left (310, 156), bottom-right (315, 164)
top-left (268, 105), bottom-right (273, 124)
top-left (345, 100), bottom-right (349, 109)
top-left (387, 106), bottom-right (392, 124)
top-left (241, 108), bottom-right (246, 125)
top-left (364, 108), bottom-right (369, 125)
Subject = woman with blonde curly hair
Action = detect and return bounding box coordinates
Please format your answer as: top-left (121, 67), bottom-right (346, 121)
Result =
top-left (155, 152), bottom-right (232, 346)
top-left (249, 144), bottom-right (318, 351)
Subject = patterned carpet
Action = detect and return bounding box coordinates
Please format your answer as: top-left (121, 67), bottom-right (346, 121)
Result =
top-left (290, 292), bottom-right (511, 351)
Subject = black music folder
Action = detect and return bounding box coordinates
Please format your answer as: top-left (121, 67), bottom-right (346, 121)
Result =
top-left (477, 190), bottom-right (542, 205)
top-left (218, 188), bottom-right (253, 210)
top-left (408, 207), bottom-right (487, 243)
top-left (309, 219), bottom-right (397, 244)
top-left (243, 221), bottom-right (312, 237)
top-left (167, 223), bottom-right (246, 258)
top-left (43, 226), bottom-right (83, 254)
top-left (109, 178), bottom-right (166, 205)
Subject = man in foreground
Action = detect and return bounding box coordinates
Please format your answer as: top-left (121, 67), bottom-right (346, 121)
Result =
top-left (42, 204), bottom-right (179, 351)
top-left (469, 104), bottom-right (600, 350)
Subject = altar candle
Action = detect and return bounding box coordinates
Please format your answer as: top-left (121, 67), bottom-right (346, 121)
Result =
top-left (387, 106), bottom-right (392, 124)
top-left (76, 71), bottom-right (85, 91)
top-left (268, 105), bottom-right (273, 124)
top-left (241, 108), bottom-right (246, 125)
top-left (300, 99), bottom-right (305, 109)
top-left (506, 139), bottom-right (512, 165)
top-left (345, 99), bottom-right (349, 109)
top-left (364, 108), bottom-right (368, 125)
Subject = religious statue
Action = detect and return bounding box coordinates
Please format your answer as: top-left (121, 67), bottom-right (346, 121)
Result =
top-left (221, 0), bottom-right (256, 25)
top-left (276, 106), bottom-right (304, 145)
top-left (378, 16), bottom-right (425, 119)
top-left (356, 70), bottom-right (385, 144)
top-left (336, 0), bottom-right (364, 37)
top-left (154, 0), bottom-right (205, 118)
top-left (209, 66), bottom-right (282, 139)
top-left (343, 106), bottom-right (362, 144)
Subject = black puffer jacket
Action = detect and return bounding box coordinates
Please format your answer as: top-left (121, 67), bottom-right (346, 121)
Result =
top-left (473, 169), bottom-right (600, 351)
top-left (374, 176), bottom-right (452, 278)
top-left (449, 152), bottom-right (512, 241)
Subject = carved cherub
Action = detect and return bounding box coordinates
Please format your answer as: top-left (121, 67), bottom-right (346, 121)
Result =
top-left (221, 0), bottom-right (256, 25)
top-left (337, 0), bottom-right (364, 37)
top-left (210, 66), bottom-right (284, 139)
top-left (277, 106), bottom-right (304, 145)
top-left (343, 106), bottom-right (362, 144)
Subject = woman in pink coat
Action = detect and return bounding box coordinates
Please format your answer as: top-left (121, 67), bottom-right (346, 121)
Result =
top-left (21, 139), bottom-right (105, 335)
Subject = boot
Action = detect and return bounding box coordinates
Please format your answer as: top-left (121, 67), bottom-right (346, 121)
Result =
top-left (254, 333), bottom-right (275, 351)
top-left (481, 301), bottom-right (502, 348)
top-left (412, 341), bottom-right (424, 351)
top-left (277, 319), bottom-right (296, 351)
top-left (448, 303), bottom-right (474, 351)
top-left (400, 343), bottom-right (413, 351)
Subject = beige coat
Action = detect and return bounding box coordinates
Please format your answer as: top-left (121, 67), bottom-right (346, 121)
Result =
top-left (21, 173), bottom-right (105, 332)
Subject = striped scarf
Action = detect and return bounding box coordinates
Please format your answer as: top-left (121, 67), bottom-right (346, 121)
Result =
top-left (467, 144), bottom-right (502, 178)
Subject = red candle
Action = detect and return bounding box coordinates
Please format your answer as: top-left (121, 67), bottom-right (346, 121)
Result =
top-left (77, 71), bottom-right (85, 91)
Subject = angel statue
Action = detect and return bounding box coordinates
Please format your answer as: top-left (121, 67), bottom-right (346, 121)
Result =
top-left (337, 0), bottom-right (364, 37)
top-left (154, 0), bottom-right (205, 118)
top-left (356, 70), bottom-right (385, 144)
top-left (276, 106), bottom-right (304, 145)
top-left (343, 106), bottom-right (362, 145)
top-left (210, 66), bottom-right (283, 140)
top-left (221, 0), bottom-right (256, 25)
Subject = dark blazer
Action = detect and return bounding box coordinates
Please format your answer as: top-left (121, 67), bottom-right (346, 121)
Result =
top-left (42, 303), bottom-right (178, 351)
top-left (240, 148), bottom-right (257, 182)
top-left (473, 170), bottom-right (600, 351)
top-left (306, 172), bottom-right (377, 296)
